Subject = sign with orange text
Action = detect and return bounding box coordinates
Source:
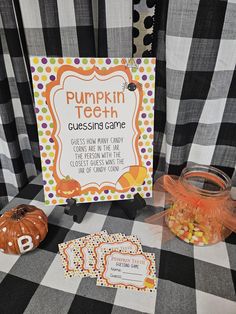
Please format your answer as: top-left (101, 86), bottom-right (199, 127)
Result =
top-left (31, 58), bottom-right (155, 205)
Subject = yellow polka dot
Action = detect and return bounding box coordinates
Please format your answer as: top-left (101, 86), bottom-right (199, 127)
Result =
top-left (59, 199), bottom-right (64, 204)
top-left (145, 141), bottom-right (150, 146)
top-left (33, 57), bottom-right (39, 64)
top-left (49, 152), bottom-right (54, 157)
top-left (98, 59), bottom-right (103, 64)
top-left (42, 138), bottom-right (47, 143)
top-left (54, 66), bottom-right (58, 72)
top-left (66, 58), bottom-right (72, 64)
top-left (86, 66), bottom-right (91, 70)
top-left (37, 99), bottom-right (43, 105)
top-left (114, 195), bottom-right (119, 200)
top-left (42, 75), bottom-right (47, 81)
top-left (140, 127), bottom-right (145, 133)
top-left (87, 197), bottom-right (92, 202)
top-left (45, 173), bottom-right (50, 179)
top-left (147, 66), bottom-right (152, 73)
top-left (151, 121), bottom-right (154, 126)
top-left (135, 75), bottom-right (140, 80)
top-left (146, 105), bottom-right (151, 111)
top-left (46, 115), bottom-right (51, 121)
top-left (52, 186), bottom-right (56, 191)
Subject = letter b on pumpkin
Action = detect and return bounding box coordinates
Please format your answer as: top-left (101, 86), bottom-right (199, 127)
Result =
top-left (17, 235), bottom-right (34, 253)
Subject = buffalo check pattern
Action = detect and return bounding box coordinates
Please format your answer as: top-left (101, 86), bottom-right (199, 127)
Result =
top-left (0, 173), bottom-right (235, 314)
top-left (153, 0), bottom-right (236, 181)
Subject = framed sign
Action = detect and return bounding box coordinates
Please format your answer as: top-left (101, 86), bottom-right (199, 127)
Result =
top-left (31, 57), bottom-right (155, 205)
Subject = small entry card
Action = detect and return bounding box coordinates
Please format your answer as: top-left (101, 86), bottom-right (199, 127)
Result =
top-left (97, 250), bottom-right (157, 292)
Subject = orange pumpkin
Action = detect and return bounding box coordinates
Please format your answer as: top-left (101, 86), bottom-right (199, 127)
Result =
top-left (0, 204), bottom-right (48, 255)
top-left (56, 176), bottom-right (81, 197)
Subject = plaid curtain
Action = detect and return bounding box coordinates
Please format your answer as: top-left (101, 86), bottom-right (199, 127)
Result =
top-left (153, 0), bottom-right (236, 185)
top-left (0, 0), bottom-right (132, 208)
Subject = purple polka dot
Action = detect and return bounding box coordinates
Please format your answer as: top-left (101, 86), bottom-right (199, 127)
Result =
top-left (141, 148), bottom-right (146, 153)
top-left (50, 75), bottom-right (55, 81)
top-left (147, 90), bottom-right (152, 96)
top-left (120, 194), bottom-right (125, 199)
top-left (106, 58), bottom-right (111, 64)
top-left (74, 58), bottom-right (80, 64)
top-left (141, 113), bottom-right (146, 118)
top-left (31, 66), bottom-right (35, 73)
top-left (38, 83), bottom-right (43, 89)
top-left (147, 127), bottom-right (152, 133)
top-left (49, 138), bottom-right (54, 143)
top-left (35, 108), bottom-right (39, 114)
top-left (42, 123), bottom-right (47, 129)
top-left (104, 190), bottom-right (109, 194)
top-left (136, 59), bottom-right (142, 64)
top-left (94, 196), bottom-right (99, 201)
top-left (45, 159), bottom-right (51, 165)
top-left (43, 180), bottom-right (47, 185)
top-left (142, 75), bottom-right (147, 81)
top-left (48, 193), bottom-right (54, 198)
top-left (131, 187), bottom-right (135, 192)
top-left (146, 161), bottom-right (151, 166)
top-left (39, 145), bottom-right (43, 151)
top-left (41, 58), bottom-right (47, 64)
top-left (146, 192), bottom-right (151, 197)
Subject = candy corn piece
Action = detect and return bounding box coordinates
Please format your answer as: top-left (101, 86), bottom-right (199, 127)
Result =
top-left (144, 277), bottom-right (155, 288)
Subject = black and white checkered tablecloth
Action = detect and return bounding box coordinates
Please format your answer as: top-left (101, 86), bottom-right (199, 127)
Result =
top-left (0, 174), bottom-right (235, 314)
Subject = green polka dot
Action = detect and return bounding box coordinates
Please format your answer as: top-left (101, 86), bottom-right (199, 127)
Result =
top-left (101, 67), bottom-right (106, 71)
top-left (38, 131), bottom-right (43, 136)
top-left (49, 180), bottom-right (54, 185)
top-left (42, 166), bottom-right (47, 171)
top-left (37, 66), bottom-right (43, 72)
top-left (111, 190), bottom-right (115, 194)
top-left (101, 196), bottom-right (105, 200)
top-left (34, 92), bottom-right (39, 97)
top-left (144, 59), bottom-right (149, 64)
top-left (147, 180), bottom-right (152, 185)
top-left (82, 59), bottom-right (88, 64)
top-left (42, 108), bottom-right (47, 113)
top-left (149, 75), bottom-right (154, 80)
top-left (137, 187), bottom-right (142, 192)
top-left (148, 113), bottom-right (153, 118)
top-left (45, 145), bottom-right (51, 151)
top-left (114, 59), bottom-right (119, 64)
top-left (138, 121), bottom-right (142, 126)
top-left (84, 192), bottom-right (89, 196)
top-left (143, 134), bottom-right (147, 139)
top-left (132, 68), bottom-right (137, 73)
top-left (148, 147), bottom-right (152, 153)
top-left (50, 123), bottom-right (54, 128)
top-left (127, 194), bottom-right (131, 198)
top-left (50, 58), bottom-right (56, 64)
top-left (45, 200), bottom-right (50, 205)
top-left (143, 98), bottom-right (148, 104)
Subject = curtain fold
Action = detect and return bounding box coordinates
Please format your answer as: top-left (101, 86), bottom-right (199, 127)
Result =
top-left (153, 0), bottom-right (236, 184)
top-left (0, 0), bottom-right (132, 208)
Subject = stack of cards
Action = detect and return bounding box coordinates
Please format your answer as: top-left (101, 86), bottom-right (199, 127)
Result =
top-left (58, 231), bottom-right (157, 292)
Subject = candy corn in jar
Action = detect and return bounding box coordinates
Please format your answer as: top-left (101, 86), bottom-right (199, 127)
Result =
top-left (159, 165), bottom-right (236, 246)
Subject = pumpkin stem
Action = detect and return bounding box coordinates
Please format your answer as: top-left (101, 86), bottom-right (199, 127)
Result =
top-left (11, 206), bottom-right (28, 220)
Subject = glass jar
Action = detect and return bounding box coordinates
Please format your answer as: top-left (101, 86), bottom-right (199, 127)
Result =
top-left (165, 165), bottom-right (233, 246)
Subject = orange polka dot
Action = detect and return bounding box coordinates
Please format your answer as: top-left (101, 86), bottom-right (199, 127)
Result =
top-left (58, 58), bottom-right (64, 64)
top-left (46, 130), bottom-right (51, 136)
top-left (150, 98), bottom-right (154, 103)
top-left (49, 166), bottom-right (53, 171)
top-left (149, 134), bottom-right (153, 139)
top-left (33, 75), bottom-right (39, 81)
top-left (139, 67), bottom-right (144, 72)
top-left (46, 67), bottom-right (51, 73)
top-left (121, 58), bottom-right (126, 65)
top-left (144, 155), bottom-right (148, 160)
top-left (42, 152), bottom-right (47, 158)
top-left (149, 167), bottom-right (153, 172)
top-left (138, 141), bottom-right (143, 146)
top-left (38, 115), bottom-right (43, 121)
top-left (42, 91), bottom-right (46, 97)
top-left (80, 198), bottom-right (85, 202)
top-left (90, 59), bottom-right (95, 64)
top-left (144, 120), bottom-right (149, 125)
top-left (145, 83), bottom-right (150, 88)
top-left (151, 59), bottom-right (156, 64)
top-left (45, 187), bottom-right (50, 192)
top-left (144, 186), bottom-right (148, 191)
top-left (107, 195), bottom-right (112, 200)
top-left (52, 199), bottom-right (57, 204)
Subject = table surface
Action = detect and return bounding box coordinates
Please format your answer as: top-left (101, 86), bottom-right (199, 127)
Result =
top-left (0, 174), bottom-right (235, 314)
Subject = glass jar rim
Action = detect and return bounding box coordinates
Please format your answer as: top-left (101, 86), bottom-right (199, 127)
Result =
top-left (180, 165), bottom-right (231, 197)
